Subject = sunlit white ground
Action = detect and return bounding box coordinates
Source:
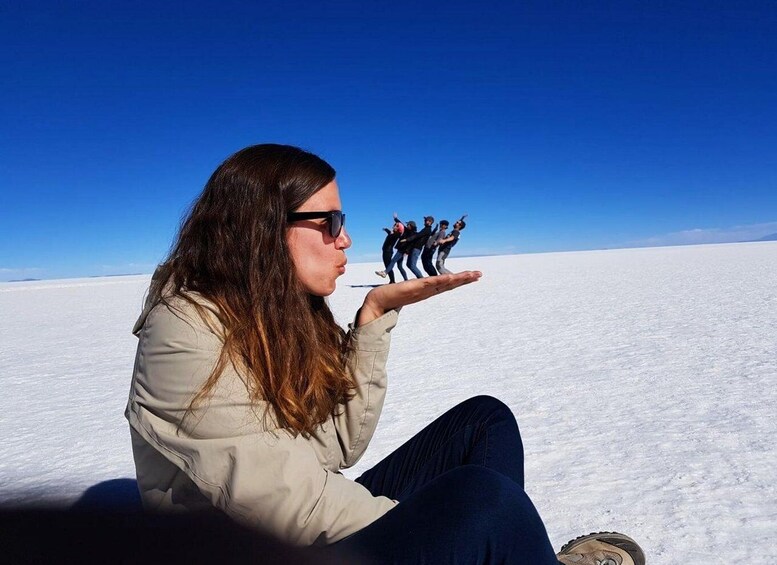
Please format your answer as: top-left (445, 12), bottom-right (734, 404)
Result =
top-left (2, 242), bottom-right (775, 562)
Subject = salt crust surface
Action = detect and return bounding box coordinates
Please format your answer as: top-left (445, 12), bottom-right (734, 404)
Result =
top-left (1, 242), bottom-right (775, 562)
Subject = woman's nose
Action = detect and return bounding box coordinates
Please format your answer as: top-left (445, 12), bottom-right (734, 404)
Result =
top-left (337, 227), bottom-right (352, 249)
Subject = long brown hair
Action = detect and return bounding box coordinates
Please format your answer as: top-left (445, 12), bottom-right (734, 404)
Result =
top-left (149, 144), bottom-right (354, 436)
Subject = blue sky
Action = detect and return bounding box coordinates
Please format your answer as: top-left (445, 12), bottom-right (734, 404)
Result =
top-left (2, 1), bottom-right (776, 281)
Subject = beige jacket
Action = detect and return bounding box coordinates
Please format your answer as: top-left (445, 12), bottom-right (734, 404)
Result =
top-left (125, 293), bottom-right (399, 546)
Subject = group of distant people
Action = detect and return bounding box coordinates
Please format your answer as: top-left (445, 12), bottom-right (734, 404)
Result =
top-left (376, 213), bottom-right (467, 282)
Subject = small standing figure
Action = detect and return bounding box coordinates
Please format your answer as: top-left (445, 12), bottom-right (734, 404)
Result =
top-left (402, 215), bottom-right (435, 278)
top-left (380, 220), bottom-right (404, 284)
top-left (376, 214), bottom-right (409, 281)
top-left (436, 215), bottom-right (467, 275)
top-left (422, 219), bottom-right (447, 276)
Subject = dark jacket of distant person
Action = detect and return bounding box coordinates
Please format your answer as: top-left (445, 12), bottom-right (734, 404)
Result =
top-left (403, 223), bottom-right (434, 251)
top-left (381, 228), bottom-right (401, 253)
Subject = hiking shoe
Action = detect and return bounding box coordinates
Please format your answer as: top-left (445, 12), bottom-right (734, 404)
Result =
top-left (375, 270), bottom-right (387, 278)
top-left (556, 532), bottom-right (645, 565)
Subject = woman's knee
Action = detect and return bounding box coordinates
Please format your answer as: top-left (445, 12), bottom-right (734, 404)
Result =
top-left (438, 466), bottom-right (548, 541)
top-left (459, 395), bottom-right (518, 425)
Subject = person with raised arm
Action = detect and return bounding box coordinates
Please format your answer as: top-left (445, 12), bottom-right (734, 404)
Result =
top-left (422, 219), bottom-right (447, 276)
top-left (435, 214), bottom-right (467, 275)
top-left (381, 220), bottom-right (404, 284)
top-left (376, 218), bottom-right (417, 280)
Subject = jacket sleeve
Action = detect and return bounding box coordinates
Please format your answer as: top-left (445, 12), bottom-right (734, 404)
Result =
top-left (402, 228), bottom-right (426, 245)
top-left (332, 309), bottom-right (398, 468)
top-left (126, 300), bottom-right (397, 546)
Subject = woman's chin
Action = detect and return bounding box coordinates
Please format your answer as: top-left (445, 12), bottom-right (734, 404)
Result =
top-left (306, 282), bottom-right (337, 297)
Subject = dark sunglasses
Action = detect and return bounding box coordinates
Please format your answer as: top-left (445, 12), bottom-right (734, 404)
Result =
top-left (286, 210), bottom-right (346, 238)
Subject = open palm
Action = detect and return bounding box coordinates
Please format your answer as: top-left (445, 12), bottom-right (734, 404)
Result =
top-left (356, 271), bottom-right (482, 326)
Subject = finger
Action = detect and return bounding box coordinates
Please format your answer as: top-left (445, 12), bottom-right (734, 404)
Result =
top-left (436, 275), bottom-right (479, 294)
top-left (434, 271), bottom-right (481, 291)
top-left (420, 271), bottom-right (480, 297)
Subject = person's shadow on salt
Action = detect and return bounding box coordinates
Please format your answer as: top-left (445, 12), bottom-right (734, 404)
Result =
top-left (71, 478), bottom-right (142, 511)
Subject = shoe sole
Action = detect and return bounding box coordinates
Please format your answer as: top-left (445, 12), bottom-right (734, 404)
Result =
top-left (559, 531), bottom-right (645, 565)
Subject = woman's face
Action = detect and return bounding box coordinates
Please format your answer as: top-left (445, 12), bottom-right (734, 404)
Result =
top-left (287, 180), bottom-right (351, 296)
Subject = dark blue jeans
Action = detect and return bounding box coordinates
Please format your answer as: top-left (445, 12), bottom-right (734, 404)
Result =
top-left (385, 249), bottom-right (409, 281)
top-left (406, 247), bottom-right (424, 278)
top-left (329, 396), bottom-right (559, 564)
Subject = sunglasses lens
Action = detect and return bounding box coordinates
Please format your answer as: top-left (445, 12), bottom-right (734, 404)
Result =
top-left (329, 212), bottom-right (344, 238)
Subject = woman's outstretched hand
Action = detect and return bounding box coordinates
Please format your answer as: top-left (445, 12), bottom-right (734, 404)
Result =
top-left (356, 271), bottom-right (482, 327)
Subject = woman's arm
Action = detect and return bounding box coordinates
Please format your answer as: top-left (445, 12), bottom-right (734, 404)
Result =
top-left (332, 309), bottom-right (398, 467)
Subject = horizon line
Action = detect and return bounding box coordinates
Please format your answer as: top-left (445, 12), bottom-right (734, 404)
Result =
top-left (3, 239), bottom-right (775, 284)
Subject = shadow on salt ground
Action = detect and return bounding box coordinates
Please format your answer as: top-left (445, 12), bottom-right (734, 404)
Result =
top-left (72, 478), bottom-right (142, 511)
top-left (0, 478), bottom-right (353, 563)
